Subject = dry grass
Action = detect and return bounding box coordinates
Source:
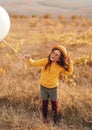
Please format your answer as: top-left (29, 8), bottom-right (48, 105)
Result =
top-left (0, 14), bottom-right (92, 130)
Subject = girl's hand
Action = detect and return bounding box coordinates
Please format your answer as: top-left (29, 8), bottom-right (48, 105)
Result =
top-left (24, 54), bottom-right (31, 60)
top-left (65, 53), bottom-right (71, 64)
top-left (65, 56), bottom-right (70, 63)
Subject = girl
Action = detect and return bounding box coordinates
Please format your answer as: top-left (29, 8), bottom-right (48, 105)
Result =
top-left (24, 45), bottom-right (73, 124)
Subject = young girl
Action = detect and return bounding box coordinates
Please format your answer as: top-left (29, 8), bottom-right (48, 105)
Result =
top-left (24, 45), bottom-right (73, 124)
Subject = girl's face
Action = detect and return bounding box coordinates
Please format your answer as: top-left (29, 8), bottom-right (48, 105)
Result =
top-left (50, 49), bottom-right (61, 62)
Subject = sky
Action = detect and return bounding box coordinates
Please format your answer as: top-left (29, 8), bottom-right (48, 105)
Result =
top-left (0, 0), bottom-right (92, 18)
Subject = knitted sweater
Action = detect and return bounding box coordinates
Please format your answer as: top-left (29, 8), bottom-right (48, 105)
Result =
top-left (27, 58), bottom-right (73, 88)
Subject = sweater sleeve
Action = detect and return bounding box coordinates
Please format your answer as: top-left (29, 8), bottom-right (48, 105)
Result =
top-left (27, 58), bottom-right (48, 67)
top-left (61, 60), bottom-right (73, 76)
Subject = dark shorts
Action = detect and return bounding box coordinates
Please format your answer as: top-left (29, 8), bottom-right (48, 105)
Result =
top-left (40, 85), bottom-right (58, 101)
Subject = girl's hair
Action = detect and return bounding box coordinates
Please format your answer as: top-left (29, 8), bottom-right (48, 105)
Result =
top-left (45, 48), bottom-right (69, 71)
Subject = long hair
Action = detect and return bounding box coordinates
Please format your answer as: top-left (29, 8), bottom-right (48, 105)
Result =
top-left (45, 48), bottom-right (69, 71)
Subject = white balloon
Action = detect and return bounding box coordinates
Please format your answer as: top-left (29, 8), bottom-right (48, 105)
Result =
top-left (0, 6), bottom-right (10, 41)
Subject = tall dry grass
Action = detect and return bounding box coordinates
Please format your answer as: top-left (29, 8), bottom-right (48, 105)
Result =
top-left (0, 14), bottom-right (92, 130)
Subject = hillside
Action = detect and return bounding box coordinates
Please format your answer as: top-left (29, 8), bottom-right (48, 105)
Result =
top-left (0, 0), bottom-right (92, 18)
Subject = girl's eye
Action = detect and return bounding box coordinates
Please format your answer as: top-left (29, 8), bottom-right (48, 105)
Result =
top-left (52, 52), bottom-right (55, 54)
top-left (55, 53), bottom-right (59, 56)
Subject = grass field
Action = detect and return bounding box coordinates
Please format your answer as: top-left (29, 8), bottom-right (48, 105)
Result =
top-left (0, 14), bottom-right (92, 130)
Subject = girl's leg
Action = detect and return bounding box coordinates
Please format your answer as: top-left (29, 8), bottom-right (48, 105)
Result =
top-left (42, 100), bottom-right (48, 122)
top-left (51, 100), bottom-right (58, 124)
top-left (40, 86), bottom-right (49, 123)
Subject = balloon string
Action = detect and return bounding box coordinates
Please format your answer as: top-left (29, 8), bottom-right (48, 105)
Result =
top-left (2, 40), bottom-right (38, 91)
top-left (2, 40), bottom-right (25, 60)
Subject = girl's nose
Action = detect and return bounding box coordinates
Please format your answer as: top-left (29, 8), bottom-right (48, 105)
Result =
top-left (52, 54), bottom-right (55, 57)
top-left (52, 55), bottom-right (55, 59)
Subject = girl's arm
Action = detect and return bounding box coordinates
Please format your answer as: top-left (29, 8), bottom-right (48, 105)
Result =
top-left (65, 60), bottom-right (73, 75)
top-left (24, 54), bottom-right (48, 67)
top-left (62, 56), bottom-right (73, 76)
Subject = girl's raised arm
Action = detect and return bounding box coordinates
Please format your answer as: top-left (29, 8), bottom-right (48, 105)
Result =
top-left (24, 54), bottom-right (48, 67)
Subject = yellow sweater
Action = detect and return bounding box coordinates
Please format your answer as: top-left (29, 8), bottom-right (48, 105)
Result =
top-left (27, 58), bottom-right (73, 88)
